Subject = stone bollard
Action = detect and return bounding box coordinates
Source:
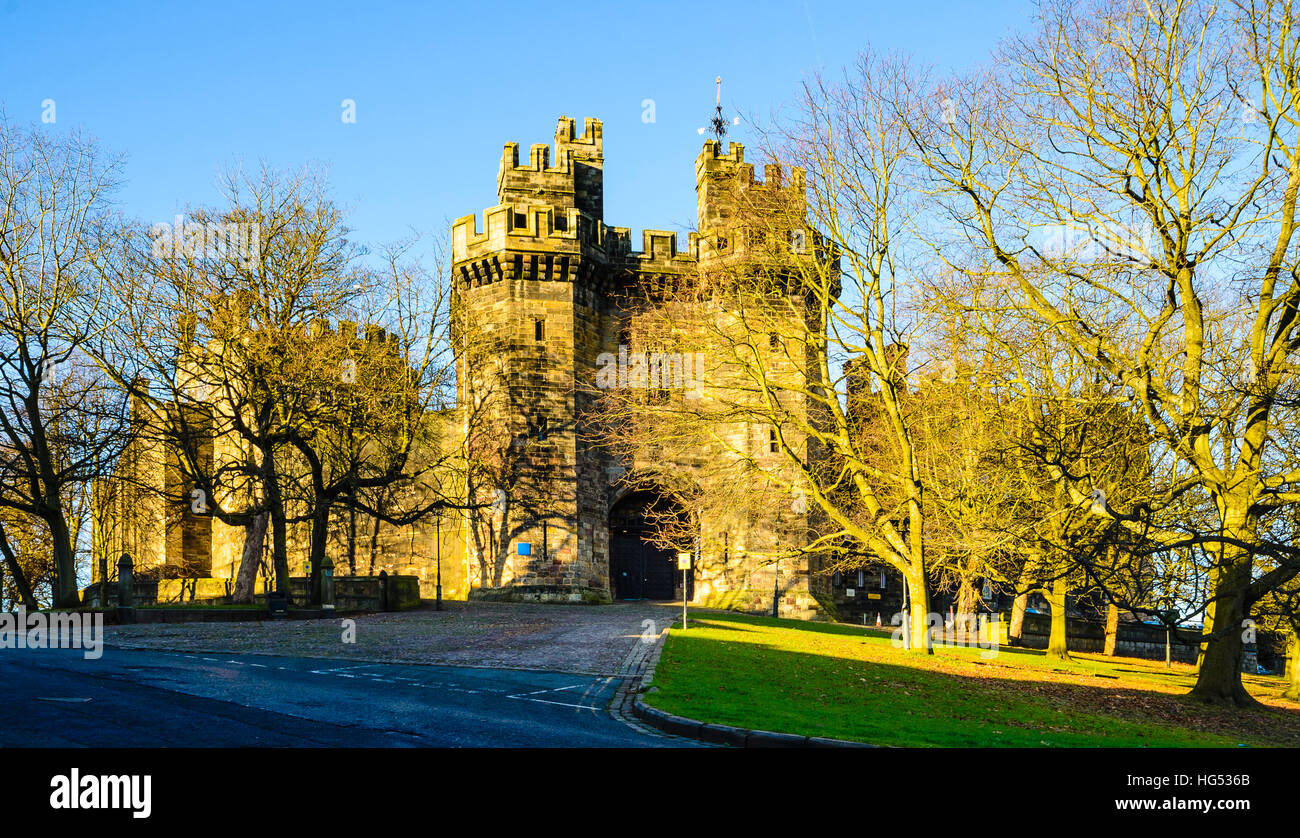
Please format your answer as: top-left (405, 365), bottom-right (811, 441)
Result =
top-left (321, 555), bottom-right (335, 611)
top-left (378, 570), bottom-right (389, 612)
top-left (116, 553), bottom-right (136, 624)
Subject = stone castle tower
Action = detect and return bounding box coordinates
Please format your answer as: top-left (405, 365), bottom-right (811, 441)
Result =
top-left (94, 115), bottom-right (837, 618)
top-left (452, 116), bottom-right (835, 616)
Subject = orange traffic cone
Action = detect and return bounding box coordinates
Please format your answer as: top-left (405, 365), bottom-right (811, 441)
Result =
top-left (875, 612), bottom-right (881, 627)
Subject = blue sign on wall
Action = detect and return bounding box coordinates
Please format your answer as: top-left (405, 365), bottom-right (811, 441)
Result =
top-left (517, 542), bottom-right (531, 556)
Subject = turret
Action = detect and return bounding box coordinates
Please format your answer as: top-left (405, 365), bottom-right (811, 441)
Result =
top-left (694, 140), bottom-right (807, 256)
top-left (497, 115), bottom-right (604, 220)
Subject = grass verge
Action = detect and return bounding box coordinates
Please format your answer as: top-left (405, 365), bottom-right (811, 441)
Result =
top-left (643, 611), bottom-right (1300, 747)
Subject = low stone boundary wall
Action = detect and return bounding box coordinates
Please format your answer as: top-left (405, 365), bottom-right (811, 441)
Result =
top-left (694, 588), bottom-right (824, 620)
top-left (469, 584), bottom-right (610, 605)
top-left (83, 574), bottom-right (420, 612)
top-left (288, 574), bottom-right (420, 611)
top-left (1011, 612), bottom-right (1200, 662)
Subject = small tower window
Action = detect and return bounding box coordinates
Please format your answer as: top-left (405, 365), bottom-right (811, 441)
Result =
top-left (768, 332), bottom-right (779, 349)
top-left (790, 229), bottom-right (807, 254)
top-left (537, 416), bottom-right (548, 441)
top-left (514, 212), bottom-right (527, 229)
top-left (769, 428), bottom-right (779, 453)
top-left (534, 317), bottom-right (545, 342)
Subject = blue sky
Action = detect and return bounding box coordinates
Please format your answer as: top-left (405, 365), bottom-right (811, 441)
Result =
top-left (0, 0), bottom-right (1033, 255)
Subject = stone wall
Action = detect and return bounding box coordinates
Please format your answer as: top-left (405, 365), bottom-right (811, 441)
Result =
top-left (288, 575), bottom-right (420, 611)
top-left (82, 574), bottom-right (419, 612)
top-left (1012, 612), bottom-right (1201, 662)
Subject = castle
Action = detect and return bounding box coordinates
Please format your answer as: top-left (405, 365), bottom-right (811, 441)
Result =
top-left (92, 116), bottom-right (838, 618)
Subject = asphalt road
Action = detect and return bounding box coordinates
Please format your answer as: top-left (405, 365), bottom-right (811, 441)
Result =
top-left (0, 647), bottom-right (676, 747)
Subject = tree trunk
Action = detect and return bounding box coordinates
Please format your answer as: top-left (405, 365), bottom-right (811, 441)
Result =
top-left (905, 566), bottom-right (933, 654)
top-left (1196, 565), bottom-right (1218, 672)
top-left (48, 509), bottom-right (79, 608)
top-left (1046, 575), bottom-right (1070, 661)
top-left (231, 512), bottom-right (268, 604)
top-left (261, 450), bottom-right (290, 596)
top-left (308, 505), bottom-right (329, 605)
top-left (1009, 591), bottom-right (1028, 646)
top-left (368, 514), bottom-right (381, 575)
top-left (956, 577), bottom-right (978, 635)
top-left (1104, 602), bottom-right (1119, 656)
top-left (0, 524), bottom-right (39, 610)
top-left (347, 504), bottom-right (357, 575)
top-left (1188, 553), bottom-right (1257, 707)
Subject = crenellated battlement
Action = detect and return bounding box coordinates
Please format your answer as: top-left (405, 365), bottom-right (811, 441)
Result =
top-left (307, 318), bottom-right (400, 347)
top-left (554, 115), bottom-right (602, 157)
top-left (456, 116), bottom-right (818, 290)
top-left (696, 139), bottom-right (807, 235)
top-left (452, 203), bottom-right (593, 264)
top-left (606, 228), bottom-right (703, 272)
top-left (497, 116), bottom-right (604, 220)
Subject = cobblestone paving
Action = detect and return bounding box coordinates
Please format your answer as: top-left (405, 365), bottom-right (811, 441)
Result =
top-left (105, 601), bottom-right (680, 676)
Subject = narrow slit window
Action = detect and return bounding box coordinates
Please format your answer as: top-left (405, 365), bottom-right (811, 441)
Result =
top-left (769, 428), bottom-right (778, 453)
top-left (534, 317), bottom-right (545, 342)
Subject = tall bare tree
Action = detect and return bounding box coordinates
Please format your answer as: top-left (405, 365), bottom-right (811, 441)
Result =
top-left (0, 119), bottom-right (131, 607)
top-left (905, 0), bottom-right (1300, 704)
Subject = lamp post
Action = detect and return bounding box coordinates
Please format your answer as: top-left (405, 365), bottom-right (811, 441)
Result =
top-left (677, 552), bottom-right (691, 629)
top-left (435, 515), bottom-right (443, 611)
top-left (771, 558), bottom-right (780, 618)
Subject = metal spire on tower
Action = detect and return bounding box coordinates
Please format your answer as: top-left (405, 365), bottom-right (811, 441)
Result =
top-left (708, 76), bottom-right (729, 141)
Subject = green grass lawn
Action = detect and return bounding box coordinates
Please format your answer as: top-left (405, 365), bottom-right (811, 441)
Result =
top-left (644, 611), bottom-right (1300, 747)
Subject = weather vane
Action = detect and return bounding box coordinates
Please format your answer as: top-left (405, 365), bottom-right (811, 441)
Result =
top-left (699, 76), bottom-right (739, 141)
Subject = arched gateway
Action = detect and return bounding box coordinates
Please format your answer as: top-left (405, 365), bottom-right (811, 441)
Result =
top-left (608, 491), bottom-right (692, 601)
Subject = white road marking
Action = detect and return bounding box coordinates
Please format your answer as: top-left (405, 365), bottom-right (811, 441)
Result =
top-left (506, 682), bottom-right (599, 712)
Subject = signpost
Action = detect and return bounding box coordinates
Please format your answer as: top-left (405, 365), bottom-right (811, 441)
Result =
top-left (677, 552), bottom-right (691, 629)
